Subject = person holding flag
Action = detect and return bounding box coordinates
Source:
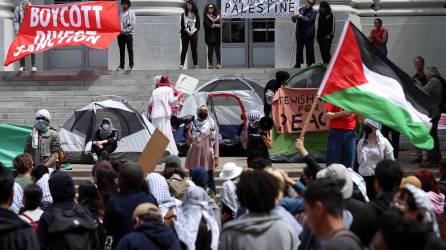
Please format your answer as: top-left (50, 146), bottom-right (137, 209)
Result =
top-left (13, 0), bottom-right (36, 72)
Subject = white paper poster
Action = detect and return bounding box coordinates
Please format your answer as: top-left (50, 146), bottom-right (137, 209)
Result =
top-left (175, 74), bottom-right (199, 95)
top-left (222, 0), bottom-right (299, 18)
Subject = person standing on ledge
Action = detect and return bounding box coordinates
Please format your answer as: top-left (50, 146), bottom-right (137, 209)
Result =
top-left (117, 0), bottom-right (136, 70)
top-left (316, 1), bottom-right (334, 64)
top-left (203, 3), bottom-right (222, 69)
top-left (14, 0), bottom-right (36, 72)
top-left (292, 0), bottom-right (317, 68)
top-left (368, 18), bottom-right (388, 57)
top-left (180, 0), bottom-right (200, 69)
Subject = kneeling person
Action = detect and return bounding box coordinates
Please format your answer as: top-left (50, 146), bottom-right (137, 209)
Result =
top-left (92, 118), bottom-right (118, 160)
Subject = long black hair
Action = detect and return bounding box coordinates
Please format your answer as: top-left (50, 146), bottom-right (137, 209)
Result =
top-left (184, 0), bottom-right (199, 16)
top-left (319, 1), bottom-right (332, 15)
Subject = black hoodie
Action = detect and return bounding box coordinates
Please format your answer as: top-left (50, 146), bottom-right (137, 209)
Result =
top-left (0, 208), bottom-right (39, 250)
top-left (115, 221), bottom-right (181, 250)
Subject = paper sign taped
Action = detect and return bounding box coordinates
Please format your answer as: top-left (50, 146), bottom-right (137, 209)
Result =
top-left (175, 74), bottom-right (199, 95)
top-left (137, 128), bottom-right (169, 175)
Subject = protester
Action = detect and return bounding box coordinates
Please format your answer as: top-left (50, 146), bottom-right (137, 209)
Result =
top-left (203, 4), bottom-right (222, 69)
top-left (241, 110), bottom-right (272, 167)
top-left (278, 169), bottom-right (306, 216)
top-left (413, 56), bottom-right (428, 87)
top-left (115, 203), bottom-right (181, 250)
top-left (37, 171), bottom-right (98, 250)
top-left (420, 66), bottom-right (444, 167)
top-left (13, 153), bottom-right (33, 189)
top-left (173, 186), bottom-right (220, 250)
top-left (291, 0), bottom-right (316, 68)
top-left (24, 109), bottom-right (61, 167)
top-left (117, 0), bottom-right (135, 70)
top-left (0, 164), bottom-right (39, 250)
top-left (316, 1), bottom-right (334, 64)
top-left (368, 18), bottom-right (388, 56)
top-left (30, 165), bottom-right (52, 210)
top-left (246, 156), bottom-right (271, 170)
top-left (95, 167), bottom-right (118, 216)
top-left (180, 0), bottom-right (200, 69)
top-left (185, 105), bottom-right (219, 192)
top-left (147, 74), bottom-right (179, 156)
top-left (19, 184), bottom-right (43, 231)
top-left (92, 118), bottom-right (118, 160)
top-left (303, 178), bottom-right (363, 250)
top-left (324, 104), bottom-right (358, 168)
top-left (78, 181), bottom-right (100, 222)
top-left (148, 74), bottom-right (184, 118)
top-left (264, 71), bottom-right (290, 116)
top-left (13, 0), bottom-right (36, 72)
top-left (219, 162), bottom-right (242, 224)
top-left (163, 155), bottom-right (192, 200)
top-left (357, 119), bottom-right (394, 199)
top-left (146, 173), bottom-right (182, 225)
top-left (103, 162), bottom-right (158, 248)
top-left (220, 170), bottom-right (298, 250)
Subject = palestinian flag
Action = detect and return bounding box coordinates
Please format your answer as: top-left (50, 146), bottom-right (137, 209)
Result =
top-left (318, 21), bottom-right (435, 149)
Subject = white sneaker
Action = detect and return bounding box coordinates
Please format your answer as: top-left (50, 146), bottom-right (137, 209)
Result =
top-left (31, 66), bottom-right (37, 72)
top-left (116, 67), bottom-right (124, 70)
top-left (179, 65), bottom-right (184, 70)
top-left (18, 67), bottom-right (24, 72)
top-left (194, 65), bottom-right (199, 69)
top-left (126, 66), bottom-right (133, 70)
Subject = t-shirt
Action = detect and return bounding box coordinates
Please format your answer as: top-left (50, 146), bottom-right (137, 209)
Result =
top-left (324, 229), bottom-right (363, 250)
top-left (326, 103), bottom-right (357, 130)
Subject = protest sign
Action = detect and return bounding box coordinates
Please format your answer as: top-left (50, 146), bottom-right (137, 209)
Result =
top-left (4, 1), bottom-right (120, 66)
top-left (138, 128), bottom-right (169, 175)
top-left (272, 87), bottom-right (329, 133)
top-left (222, 0), bottom-right (299, 18)
top-left (175, 74), bottom-right (199, 95)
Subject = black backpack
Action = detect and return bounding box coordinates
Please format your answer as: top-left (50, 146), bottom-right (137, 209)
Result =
top-left (47, 205), bottom-right (99, 250)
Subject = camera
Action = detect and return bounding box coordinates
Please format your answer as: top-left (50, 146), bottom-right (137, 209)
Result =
top-left (170, 115), bottom-right (195, 130)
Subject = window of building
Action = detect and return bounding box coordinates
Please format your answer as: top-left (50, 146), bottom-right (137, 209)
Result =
top-left (222, 18), bottom-right (246, 43)
top-left (252, 18), bottom-right (275, 43)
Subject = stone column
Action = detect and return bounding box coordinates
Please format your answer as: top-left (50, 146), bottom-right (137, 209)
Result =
top-left (107, 0), bottom-right (186, 70)
top-left (0, 0), bottom-right (15, 71)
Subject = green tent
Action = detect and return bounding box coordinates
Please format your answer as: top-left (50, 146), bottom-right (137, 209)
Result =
top-left (0, 124), bottom-right (32, 169)
top-left (270, 64), bottom-right (328, 162)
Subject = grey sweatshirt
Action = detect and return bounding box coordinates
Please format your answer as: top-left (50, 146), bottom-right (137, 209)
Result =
top-left (120, 9), bottom-right (136, 35)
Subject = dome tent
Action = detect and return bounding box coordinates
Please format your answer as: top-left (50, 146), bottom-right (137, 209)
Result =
top-left (60, 99), bottom-right (156, 163)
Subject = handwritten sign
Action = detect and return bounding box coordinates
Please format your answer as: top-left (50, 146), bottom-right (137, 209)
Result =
top-left (175, 74), bottom-right (199, 95)
top-left (272, 87), bottom-right (329, 133)
top-left (221, 0), bottom-right (299, 18)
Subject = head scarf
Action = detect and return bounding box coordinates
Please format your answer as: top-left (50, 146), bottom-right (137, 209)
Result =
top-left (358, 118), bottom-right (392, 166)
top-left (174, 186), bottom-right (220, 250)
top-left (146, 173), bottom-right (179, 217)
top-left (192, 105), bottom-right (216, 147)
top-left (220, 180), bottom-right (239, 215)
top-left (403, 184), bottom-right (440, 237)
top-left (99, 118), bottom-right (114, 138)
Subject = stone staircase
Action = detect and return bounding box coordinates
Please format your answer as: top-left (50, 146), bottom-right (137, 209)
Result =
top-left (0, 69), bottom-right (282, 127)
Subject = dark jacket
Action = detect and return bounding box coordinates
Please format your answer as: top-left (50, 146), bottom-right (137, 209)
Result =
top-left (115, 221), bottom-right (181, 250)
top-left (317, 13), bottom-right (334, 39)
top-left (292, 7), bottom-right (317, 38)
top-left (103, 192), bottom-right (158, 248)
top-left (203, 15), bottom-right (221, 44)
top-left (180, 12), bottom-right (200, 37)
top-left (345, 197), bottom-right (370, 246)
top-left (94, 130), bottom-right (118, 147)
top-left (0, 208), bottom-right (39, 250)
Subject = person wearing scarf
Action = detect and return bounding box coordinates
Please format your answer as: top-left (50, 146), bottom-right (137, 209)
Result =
top-left (147, 74), bottom-right (179, 156)
top-left (357, 119), bottom-right (394, 199)
top-left (185, 105), bottom-right (219, 193)
top-left (203, 4), bottom-right (222, 69)
top-left (173, 186), bottom-right (220, 250)
top-left (241, 110), bottom-right (272, 168)
top-left (92, 118), bottom-right (118, 160)
top-left (24, 109), bottom-right (61, 168)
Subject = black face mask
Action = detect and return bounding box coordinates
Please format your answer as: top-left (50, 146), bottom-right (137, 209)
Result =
top-left (198, 112), bottom-right (208, 120)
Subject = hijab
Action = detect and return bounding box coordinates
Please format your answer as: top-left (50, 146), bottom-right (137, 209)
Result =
top-left (358, 119), bottom-right (391, 163)
top-left (192, 105), bottom-right (216, 147)
top-left (99, 118), bottom-right (114, 138)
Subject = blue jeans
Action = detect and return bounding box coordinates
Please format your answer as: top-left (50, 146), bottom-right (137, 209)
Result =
top-left (326, 128), bottom-right (356, 169)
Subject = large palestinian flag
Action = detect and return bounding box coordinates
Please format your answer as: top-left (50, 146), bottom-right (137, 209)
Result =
top-left (318, 21), bottom-right (435, 149)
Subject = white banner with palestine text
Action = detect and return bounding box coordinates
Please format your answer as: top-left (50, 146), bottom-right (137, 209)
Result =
top-left (221, 0), bottom-right (299, 18)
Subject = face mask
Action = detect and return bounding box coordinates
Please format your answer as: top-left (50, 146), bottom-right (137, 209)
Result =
top-left (101, 123), bottom-right (110, 131)
top-left (198, 112), bottom-right (208, 120)
top-left (35, 120), bottom-right (49, 133)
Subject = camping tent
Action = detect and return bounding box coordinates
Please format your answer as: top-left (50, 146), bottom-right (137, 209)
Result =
top-left (60, 99), bottom-right (156, 163)
top-left (270, 64), bottom-right (328, 162)
top-left (176, 75), bottom-right (265, 155)
top-left (0, 124), bottom-right (32, 169)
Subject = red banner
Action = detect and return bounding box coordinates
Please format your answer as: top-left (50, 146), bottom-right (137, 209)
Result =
top-left (272, 87), bottom-right (329, 133)
top-left (4, 1), bottom-right (120, 66)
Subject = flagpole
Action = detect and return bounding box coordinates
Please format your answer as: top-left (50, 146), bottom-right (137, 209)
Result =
top-left (299, 95), bottom-right (319, 140)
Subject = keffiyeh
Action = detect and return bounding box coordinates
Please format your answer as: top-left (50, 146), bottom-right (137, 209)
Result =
top-left (220, 180), bottom-right (239, 215)
top-left (146, 173), bottom-right (180, 217)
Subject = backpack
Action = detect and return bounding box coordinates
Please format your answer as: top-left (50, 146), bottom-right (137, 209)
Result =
top-left (167, 177), bottom-right (189, 200)
top-left (47, 205), bottom-right (98, 250)
top-left (20, 212), bottom-right (39, 231)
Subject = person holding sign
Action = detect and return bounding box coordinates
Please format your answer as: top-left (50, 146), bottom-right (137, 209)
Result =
top-left (203, 4), bottom-right (222, 69)
top-left (117, 0), bottom-right (136, 70)
top-left (241, 110), bottom-right (272, 167)
top-left (292, 0), bottom-right (317, 68)
top-left (13, 0), bottom-right (36, 72)
top-left (180, 1), bottom-right (200, 69)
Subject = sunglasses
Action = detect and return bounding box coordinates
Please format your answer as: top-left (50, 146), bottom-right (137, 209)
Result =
top-left (308, 1), bottom-right (314, 5)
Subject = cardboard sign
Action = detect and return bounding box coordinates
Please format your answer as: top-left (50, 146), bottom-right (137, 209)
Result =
top-left (272, 87), bottom-right (329, 133)
top-left (4, 1), bottom-right (120, 66)
top-left (175, 74), bottom-right (199, 95)
top-left (222, 0), bottom-right (299, 18)
top-left (137, 128), bottom-right (169, 175)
